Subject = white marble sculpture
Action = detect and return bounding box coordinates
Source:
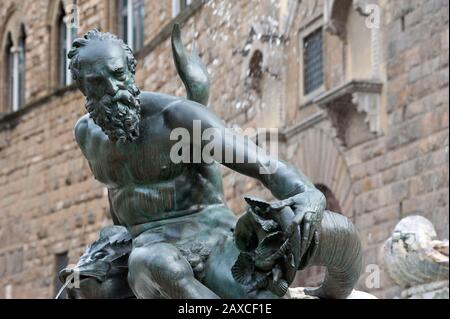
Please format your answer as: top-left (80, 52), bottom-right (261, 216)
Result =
top-left (383, 215), bottom-right (449, 299)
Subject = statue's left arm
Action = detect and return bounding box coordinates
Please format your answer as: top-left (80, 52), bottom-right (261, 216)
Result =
top-left (165, 100), bottom-right (326, 252)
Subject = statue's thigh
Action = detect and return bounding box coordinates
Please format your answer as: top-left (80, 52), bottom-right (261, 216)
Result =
top-left (129, 243), bottom-right (193, 280)
top-left (128, 243), bottom-right (193, 297)
top-left (128, 242), bottom-right (221, 299)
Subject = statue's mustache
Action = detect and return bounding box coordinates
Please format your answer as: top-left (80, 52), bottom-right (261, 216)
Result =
top-left (97, 85), bottom-right (140, 109)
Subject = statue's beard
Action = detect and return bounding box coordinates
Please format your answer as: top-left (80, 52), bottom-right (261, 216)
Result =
top-left (86, 84), bottom-right (141, 144)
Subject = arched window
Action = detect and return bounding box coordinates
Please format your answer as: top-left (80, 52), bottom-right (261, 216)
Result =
top-left (4, 32), bottom-right (14, 111)
top-left (57, 4), bottom-right (67, 86)
top-left (3, 26), bottom-right (26, 113)
top-left (118, 0), bottom-right (145, 51)
top-left (315, 184), bottom-right (342, 213)
top-left (56, 2), bottom-right (76, 87)
top-left (18, 24), bottom-right (26, 108)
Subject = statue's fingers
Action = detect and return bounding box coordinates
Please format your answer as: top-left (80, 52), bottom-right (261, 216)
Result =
top-left (293, 209), bottom-right (306, 225)
top-left (301, 221), bottom-right (311, 257)
top-left (285, 223), bottom-right (294, 237)
top-left (286, 221), bottom-right (299, 240)
top-left (306, 226), bottom-right (316, 252)
top-left (270, 198), bottom-right (295, 210)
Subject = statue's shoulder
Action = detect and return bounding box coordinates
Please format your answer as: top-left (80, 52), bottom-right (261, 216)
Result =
top-left (159, 96), bottom-right (210, 125)
top-left (74, 114), bottom-right (92, 147)
top-left (140, 92), bottom-right (181, 112)
top-left (161, 97), bottom-right (224, 131)
top-left (140, 91), bottom-right (194, 122)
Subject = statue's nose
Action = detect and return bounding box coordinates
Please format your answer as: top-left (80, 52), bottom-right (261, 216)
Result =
top-left (105, 79), bottom-right (120, 96)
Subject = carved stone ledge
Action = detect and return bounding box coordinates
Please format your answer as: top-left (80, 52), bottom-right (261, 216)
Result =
top-left (314, 80), bottom-right (382, 104)
top-left (313, 80), bottom-right (383, 144)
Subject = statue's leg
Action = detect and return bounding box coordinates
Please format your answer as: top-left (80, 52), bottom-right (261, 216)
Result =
top-left (127, 243), bottom-right (220, 299)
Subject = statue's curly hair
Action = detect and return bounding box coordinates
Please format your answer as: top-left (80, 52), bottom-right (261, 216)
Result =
top-left (68, 29), bottom-right (137, 90)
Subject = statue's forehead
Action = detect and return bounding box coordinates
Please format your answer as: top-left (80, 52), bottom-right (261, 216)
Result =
top-left (78, 41), bottom-right (126, 72)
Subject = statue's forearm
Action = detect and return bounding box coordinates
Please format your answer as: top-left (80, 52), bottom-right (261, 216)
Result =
top-left (260, 160), bottom-right (311, 198)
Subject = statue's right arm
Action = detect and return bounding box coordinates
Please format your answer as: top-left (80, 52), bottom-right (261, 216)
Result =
top-left (74, 115), bottom-right (90, 155)
top-left (74, 116), bottom-right (122, 226)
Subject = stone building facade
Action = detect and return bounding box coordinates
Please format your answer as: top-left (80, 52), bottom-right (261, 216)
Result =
top-left (0, 0), bottom-right (448, 298)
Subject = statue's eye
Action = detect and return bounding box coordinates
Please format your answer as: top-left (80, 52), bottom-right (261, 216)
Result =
top-left (113, 69), bottom-right (126, 80)
top-left (94, 251), bottom-right (107, 259)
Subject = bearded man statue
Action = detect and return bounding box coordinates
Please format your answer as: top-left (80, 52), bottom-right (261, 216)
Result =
top-left (61, 26), bottom-right (362, 299)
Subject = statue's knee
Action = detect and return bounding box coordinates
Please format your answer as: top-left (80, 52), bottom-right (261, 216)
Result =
top-left (129, 244), bottom-right (193, 282)
top-left (128, 247), bottom-right (150, 276)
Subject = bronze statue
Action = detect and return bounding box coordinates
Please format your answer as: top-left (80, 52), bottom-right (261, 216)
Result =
top-left (60, 25), bottom-right (362, 299)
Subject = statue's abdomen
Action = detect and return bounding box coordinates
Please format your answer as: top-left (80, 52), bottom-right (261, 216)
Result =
top-left (84, 125), bottom-right (225, 227)
top-left (109, 183), bottom-right (177, 226)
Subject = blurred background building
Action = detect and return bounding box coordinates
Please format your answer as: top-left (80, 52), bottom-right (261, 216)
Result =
top-left (0, 0), bottom-right (448, 298)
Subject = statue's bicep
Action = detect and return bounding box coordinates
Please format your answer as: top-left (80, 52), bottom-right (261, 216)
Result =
top-left (74, 117), bottom-right (89, 151)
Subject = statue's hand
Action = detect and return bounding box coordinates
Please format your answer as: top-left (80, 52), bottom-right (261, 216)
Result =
top-left (270, 190), bottom-right (326, 258)
top-left (296, 210), bottom-right (322, 259)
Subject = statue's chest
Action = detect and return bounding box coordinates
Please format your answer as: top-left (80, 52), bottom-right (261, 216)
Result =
top-left (86, 121), bottom-right (183, 186)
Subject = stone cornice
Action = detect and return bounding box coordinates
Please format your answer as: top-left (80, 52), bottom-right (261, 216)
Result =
top-left (279, 111), bottom-right (327, 142)
top-left (313, 79), bottom-right (383, 107)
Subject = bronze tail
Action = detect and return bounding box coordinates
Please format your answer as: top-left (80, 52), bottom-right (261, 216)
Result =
top-left (171, 23), bottom-right (210, 106)
top-left (307, 211), bottom-right (362, 299)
